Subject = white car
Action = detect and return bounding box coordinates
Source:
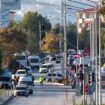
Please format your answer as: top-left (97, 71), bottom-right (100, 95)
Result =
top-left (39, 63), bottom-right (54, 74)
top-left (15, 69), bottom-right (27, 78)
top-left (18, 75), bottom-right (33, 94)
top-left (46, 72), bottom-right (64, 83)
top-left (14, 84), bottom-right (30, 97)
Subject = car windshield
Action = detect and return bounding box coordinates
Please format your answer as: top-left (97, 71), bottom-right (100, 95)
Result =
top-left (18, 71), bottom-right (25, 74)
top-left (26, 68), bottom-right (31, 71)
top-left (57, 74), bottom-right (63, 77)
top-left (16, 87), bottom-right (27, 90)
top-left (52, 73), bottom-right (56, 76)
top-left (48, 74), bottom-right (51, 76)
top-left (16, 56), bottom-right (26, 60)
top-left (57, 56), bottom-right (62, 59)
top-left (31, 59), bottom-right (39, 63)
top-left (42, 64), bottom-right (53, 68)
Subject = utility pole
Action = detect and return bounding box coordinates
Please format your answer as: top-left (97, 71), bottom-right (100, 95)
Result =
top-left (59, 0), bottom-right (63, 53)
top-left (39, 21), bottom-right (42, 52)
top-left (98, 2), bottom-right (102, 105)
top-left (64, 0), bottom-right (67, 71)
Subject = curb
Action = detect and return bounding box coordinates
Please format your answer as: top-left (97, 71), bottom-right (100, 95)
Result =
top-left (1, 95), bottom-right (14, 105)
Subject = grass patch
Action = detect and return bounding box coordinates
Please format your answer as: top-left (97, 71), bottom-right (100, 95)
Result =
top-left (0, 89), bottom-right (5, 95)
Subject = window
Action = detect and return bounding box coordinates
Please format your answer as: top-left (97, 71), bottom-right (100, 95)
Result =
top-left (86, 14), bottom-right (90, 18)
top-left (79, 13), bottom-right (83, 18)
top-left (17, 71), bottom-right (25, 74)
top-left (31, 59), bottom-right (39, 63)
top-left (16, 56), bottom-right (25, 60)
top-left (57, 74), bottom-right (63, 77)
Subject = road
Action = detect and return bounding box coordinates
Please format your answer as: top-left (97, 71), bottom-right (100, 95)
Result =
top-left (7, 82), bottom-right (75, 105)
top-left (6, 61), bottom-right (76, 105)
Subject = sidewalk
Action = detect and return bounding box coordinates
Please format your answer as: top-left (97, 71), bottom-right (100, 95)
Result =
top-left (0, 89), bottom-right (14, 105)
top-left (74, 93), bottom-right (105, 105)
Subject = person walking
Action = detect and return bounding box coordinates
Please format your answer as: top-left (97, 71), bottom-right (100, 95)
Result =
top-left (39, 76), bottom-right (44, 86)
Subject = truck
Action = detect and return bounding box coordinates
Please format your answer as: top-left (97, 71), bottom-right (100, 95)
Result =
top-left (27, 55), bottom-right (41, 70)
top-left (15, 53), bottom-right (27, 68)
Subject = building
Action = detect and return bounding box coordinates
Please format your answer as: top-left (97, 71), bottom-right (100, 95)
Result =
top-left (77, 7), bottom-right (99, 34)
top-left (0, 0), bottom-right (21, 28)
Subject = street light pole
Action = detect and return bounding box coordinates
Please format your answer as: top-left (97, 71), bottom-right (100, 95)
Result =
top-left (98, 2), bottom-right (102, 105)
top-left (64, 0), bottom-right (67, 71)
top-left (59, 0), bottom-right (63, 53)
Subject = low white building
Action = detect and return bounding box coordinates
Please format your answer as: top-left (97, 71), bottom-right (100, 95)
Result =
top-left (77, 7), bottom-right (99, 33)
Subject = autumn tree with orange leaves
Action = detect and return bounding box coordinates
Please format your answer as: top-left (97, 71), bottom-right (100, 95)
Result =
top-left (42, 33), bottom-right (60, 53)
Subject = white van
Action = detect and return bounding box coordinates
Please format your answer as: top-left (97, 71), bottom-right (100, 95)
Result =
top-left (15, 54), bottom-right (27, 67)
top-left (28, 55), bottom-right (41, 69)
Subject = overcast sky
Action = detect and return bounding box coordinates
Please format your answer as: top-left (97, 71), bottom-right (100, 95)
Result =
top-left (15, 0), bottom-right (99, 25)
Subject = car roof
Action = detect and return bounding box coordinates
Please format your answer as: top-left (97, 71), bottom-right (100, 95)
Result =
top-left (17, 69), bottom-right (26, 72)
top-left (42, 63), bottom-right (53, 66)
top-left (16, 84), bottom-right (28, 88)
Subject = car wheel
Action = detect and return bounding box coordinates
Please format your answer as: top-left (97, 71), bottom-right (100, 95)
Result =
top-left (25, 94), bottom-right (28, 97)
top-left (14, 94), bottom-right (17, 97)
top-left (30, 90), bottom-right (33, 94)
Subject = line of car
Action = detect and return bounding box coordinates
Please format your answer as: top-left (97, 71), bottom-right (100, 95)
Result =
top-left (12, 67), bottom-right (34, 97)
top-left (39, 63), bottom-right (64, 83)
top-left (13, 74), bottom-right (34, 97)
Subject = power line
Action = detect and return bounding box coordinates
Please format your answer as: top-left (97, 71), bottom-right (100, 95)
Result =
top-left (68, 0), bottom-right (95, 7)
top-left (66, 5), bottom-right (84, 9)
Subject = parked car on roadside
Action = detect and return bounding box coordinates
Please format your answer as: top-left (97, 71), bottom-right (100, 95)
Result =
top-left (15, 69), bottom-right (27, 78)
top-left (14, 84), bottom-right (30, 97)
top-left (0, 70), bottom-right (12, 89)
top-left (18, 75), bottom-right (33, 94)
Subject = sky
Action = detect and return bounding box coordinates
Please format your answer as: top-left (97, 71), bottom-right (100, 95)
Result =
top-left (14, 0), bottom-right (99, 25)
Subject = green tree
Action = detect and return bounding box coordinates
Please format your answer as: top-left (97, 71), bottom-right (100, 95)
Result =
top-left (79, 28), bottom-right (90, 50)
top-left (66, 24), bottom-right (77, 50)
top-left (101, 28), bottom-right (105, 55)
top-left (52, 23), bottom-right (60, 35)
top-left (0, 27), bottom-right (27, 67)
top-left (22, 12), bottom-right (51, 53)
top-left (100, 0), bottom-right (105, 15)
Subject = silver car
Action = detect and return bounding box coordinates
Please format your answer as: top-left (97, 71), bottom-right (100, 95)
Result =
top-left (46, 72), bottom-right (64, 83)
top-left (14, 84), bottom-right (30, 97)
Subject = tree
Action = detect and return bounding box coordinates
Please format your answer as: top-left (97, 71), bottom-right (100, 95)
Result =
top-left (101, 28), bottom-right (105, 55)
top-left (52, 23), bottom-right (60, 35)
top-left (79, 28), bottom-right (90, 50)
top-left (42, 33), bottom-right (60, 53)
top-left (21, 12), bottom-right (51, 53)
top-left (100, 0), bottom-right (105, 15)
top-left (66, 24), bottom-right (77, 50)
top-left (0, 27), bottom-right (27, 67)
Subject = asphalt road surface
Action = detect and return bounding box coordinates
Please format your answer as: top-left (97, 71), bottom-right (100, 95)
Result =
top-left (7, 82), bottom-right (75, 105)
top-left (7, 61), bottom-right (76, 105)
